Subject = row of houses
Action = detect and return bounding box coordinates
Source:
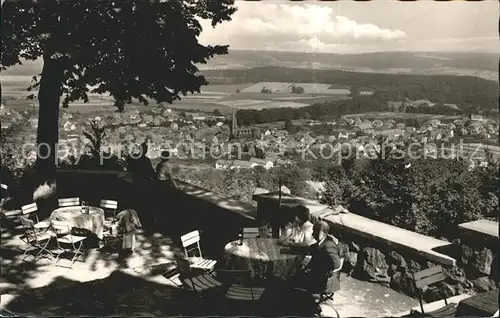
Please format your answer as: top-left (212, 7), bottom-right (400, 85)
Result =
top-left (214, 154), bottom-right (294, 170)
top-left (215, 158), bottom-right (275, 170)
top-left (184, 112), bottom-right (226, 122)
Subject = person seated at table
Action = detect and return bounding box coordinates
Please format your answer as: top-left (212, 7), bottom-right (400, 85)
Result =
top-left (279, 205), bottom-right (315, 247)
top-left (290, 220), bottom-right (341, 294)
top-left (257, 222), bottom-right (271, 238)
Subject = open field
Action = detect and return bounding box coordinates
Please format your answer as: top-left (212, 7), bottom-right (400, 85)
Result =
top-left (216, 92), bottom-right (350, 103)
top-left (65, 101), bottom-right (235, 114)
top-left (215, 99), bottom-right (270, 107)
top-left (241, 82), bottom-right (352, 95)
top-left (2, 75), bottom-right (348, 113)
top-left (167, 101), bottom-right (232, 113)
top-left (3, 98), bottom-right (234, 115)
top-left (342, 112), bottom-right (464, 121)
top-left (199, 83), bottom-right (253, 93)
top-left (1, 75), bottom-right (36, 86)
top-left (239, 101), bottom-right (309, 110)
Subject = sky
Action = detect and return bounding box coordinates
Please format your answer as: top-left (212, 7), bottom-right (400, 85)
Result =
top-left (2, 0), bottom-right (498, 75)
top-left (199, 0), bottom-right (499, 53)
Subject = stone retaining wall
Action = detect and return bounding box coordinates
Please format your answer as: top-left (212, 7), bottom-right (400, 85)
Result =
top-left (333, 231), bottom-right (499, 302)
top-left (253, 192), bottom-right (498, 301)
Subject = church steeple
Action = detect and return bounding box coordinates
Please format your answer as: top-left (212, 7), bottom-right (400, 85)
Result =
top-left (231, 106), bottom-right (238, 139)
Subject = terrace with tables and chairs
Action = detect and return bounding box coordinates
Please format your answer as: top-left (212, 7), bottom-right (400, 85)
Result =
top-left (0, 171), bottom-right (498, 317)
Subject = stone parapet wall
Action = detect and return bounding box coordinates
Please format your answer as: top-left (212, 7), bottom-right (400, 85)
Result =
top-left (333, 228), bottom-right (499, 303)
top-left (253, 192), bottom-right (498, 301)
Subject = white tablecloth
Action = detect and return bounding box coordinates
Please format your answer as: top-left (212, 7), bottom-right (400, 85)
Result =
top-left (224, 238), bottom-right (304, 280)
top-left (51, 206), bottom-right (105, 239)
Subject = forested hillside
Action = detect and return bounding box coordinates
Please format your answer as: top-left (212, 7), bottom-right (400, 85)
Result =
top-left (204, 66), bottom-right (498, 112)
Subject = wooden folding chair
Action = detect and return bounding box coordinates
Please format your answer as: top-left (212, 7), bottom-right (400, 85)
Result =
top-left (216, 269), bottom-right (267, 316)
top-left (216, 269), bottom-right (266, 301)
top-left (1, 209), bottom-right (22, 226)
top-left (162, 264), bottom-right (184, 288)
top-left (51, 220), bottom-right (87, 268)
top-left (180, 230), bottom-right (217, 272)
top-left (173, 254), bottom-right (222, 293)
top-left (58, 197), bottom-right (80, 207)
top-left (314, 257), bottom-right (344, 304)
top-left (410, 265), bottom-right (458, 317)
top-left (302, 258), bottom-right (344, 318)
top-left (100, 199), bottom-right (118, 224)
top-left (242, 227), bottom-right (260, 239)
top-left (163, 259), bottom-right (221, 315)
top-left (241, 226), bottom-right (272, 239)
top-left (19, 217), bottom-right (54, 263)
top-left (21, 203), bottom-right (50, 230)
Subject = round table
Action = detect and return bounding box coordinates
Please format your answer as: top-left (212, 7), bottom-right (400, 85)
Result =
top-left (50, 206), bottom-right (105, 239)
top-left (224, 238), bottom-right (305, 280)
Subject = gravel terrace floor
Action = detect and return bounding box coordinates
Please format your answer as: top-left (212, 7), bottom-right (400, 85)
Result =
top-left (1, 226), bottom-right (418, 317)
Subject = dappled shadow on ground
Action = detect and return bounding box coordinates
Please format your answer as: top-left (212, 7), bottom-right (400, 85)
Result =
top-left (3, 268), bottom-right (419, 317)
top-left (1, 171), bottom-right (257, 305)
top-left (6, 271), bottom-right (196, 316)
top-left (4, 270), bottom-right (317, 317)
top-left (2, 171), bottom-right (419, 316)
top-left (86, 230), bottom-right (178, 274)
top-left (0, 247), bottom-right (49, 294)
top-left (0, 225), bottom-right (181, 295)
top-left (0, 225), bottom-right (52, 294)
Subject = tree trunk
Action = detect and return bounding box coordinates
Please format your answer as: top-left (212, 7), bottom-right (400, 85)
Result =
top-left (34, 50), bottom-right (66, 216)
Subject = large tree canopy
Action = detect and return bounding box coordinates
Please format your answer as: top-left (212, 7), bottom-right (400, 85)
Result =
top-left (2, 0), bottom-right (236, 108)
top-left (1, 0), bottom-right (236, 183)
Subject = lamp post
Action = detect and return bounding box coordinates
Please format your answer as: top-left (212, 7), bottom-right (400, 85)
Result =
top-left (274, 175), bottom-right (282, 238)
top-left (278, 175), bottom-right (282, 208)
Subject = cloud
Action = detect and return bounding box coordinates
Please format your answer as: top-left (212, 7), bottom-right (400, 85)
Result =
top-left (199, 2), bottom-right (407, 52)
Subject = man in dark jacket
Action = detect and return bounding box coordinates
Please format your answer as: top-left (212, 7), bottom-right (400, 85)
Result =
top-left (127, 140), bottom-right (156, 182)
top-left (293, 220), bottom-right (341, 293)
top-left (125, 139), bottom-right (156, 223)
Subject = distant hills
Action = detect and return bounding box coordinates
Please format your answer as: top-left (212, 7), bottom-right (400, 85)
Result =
top-left (203, 50), bottom-right (498, 71)
top-left (200, 50), bottom-right (499, 81)
top-left (2, 50), bottom-right (498, 81)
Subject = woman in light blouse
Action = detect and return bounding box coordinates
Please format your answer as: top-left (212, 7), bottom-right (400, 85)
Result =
top-left (279, 205), bottom-right (315, 247)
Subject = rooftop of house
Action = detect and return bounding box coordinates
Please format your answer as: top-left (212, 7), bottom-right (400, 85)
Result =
top-left (249, 158), bottom-right (272, 164)
top-left (253, 187), bottom-right (270, 195)
top-left (408, 99), bottom-right (434, 106)
top-left (373, 129), bottom-right (404, 136)
top-left (356, 122), bottom-right (373, 130)
top-left (232, 160), bottom-right (255, 167)
top-left (273, 130), bottom-right (288, 136)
